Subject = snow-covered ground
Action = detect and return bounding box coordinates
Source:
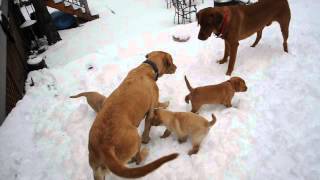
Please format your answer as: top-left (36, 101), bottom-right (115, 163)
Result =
top-left (1, 0), bottom-right (320, 180)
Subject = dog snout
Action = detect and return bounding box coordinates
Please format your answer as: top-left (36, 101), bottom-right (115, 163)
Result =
top-left (172, 64), bottom-right (177, 73)
top-left (168, 64), bottom-right (177, 74)
top-left (198, 33), bottom-right (206, 41)
top-left (198, 32), bottom-right (210, 41)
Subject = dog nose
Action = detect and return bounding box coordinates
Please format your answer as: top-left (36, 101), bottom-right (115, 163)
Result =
top-left (198, 34), bottom-right (205, 40)
top-left (198, 35), bottom-right (209, 41)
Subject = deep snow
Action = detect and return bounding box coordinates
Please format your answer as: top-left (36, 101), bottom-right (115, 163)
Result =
top-left (1, 0), bottom-right (320, 180)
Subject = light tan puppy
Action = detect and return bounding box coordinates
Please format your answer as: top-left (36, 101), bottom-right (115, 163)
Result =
top-left (152, 108), bottom-right (217, 155)
top-left (184, 76), bottom-right (247, 113)
top-left (88, 51), bottom-right (178, 180)
top-left (70, 91), bottom-right (106, 113)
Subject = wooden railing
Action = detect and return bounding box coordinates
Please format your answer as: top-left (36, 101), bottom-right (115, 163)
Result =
top-left (45, 0), bottom-right (99, 21)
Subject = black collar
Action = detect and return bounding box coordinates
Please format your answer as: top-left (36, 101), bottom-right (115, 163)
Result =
top-left (143, 60), bottom-right (159, 81)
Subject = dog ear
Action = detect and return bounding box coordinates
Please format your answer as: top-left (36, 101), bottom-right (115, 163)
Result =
top-left (233, 78), bottom-right (242, 91)
top-left (211, 12), bottom-right (223, 28)
top-left (196, 12), bottom-right (200, 25)
top-left (163, 58), bottom-right (170, 67)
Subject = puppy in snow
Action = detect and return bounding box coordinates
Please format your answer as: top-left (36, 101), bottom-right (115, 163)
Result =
top-left (70, 91), bottom-right (106, 113)
top-left (152, 108), bottom-right (217, 155)
top-left (184, 76), bottom-right (247, 113)
top-left (70, 91), bottom-right (170, 113)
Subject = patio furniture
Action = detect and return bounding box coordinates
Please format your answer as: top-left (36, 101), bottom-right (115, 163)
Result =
top-left (166, 0), bottom-right (173, 8)
top-left (214, 0), bottom-right (251, 6)
top-left (172, 0), bottom-right (197, 24)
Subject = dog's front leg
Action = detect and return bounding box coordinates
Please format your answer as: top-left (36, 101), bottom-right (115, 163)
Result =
top-left (217, 40), bottom-right (230, 64)
top-left (142, 110), bottom-right (154, 144)
top-left (226, 42), bottom-right (239, 75)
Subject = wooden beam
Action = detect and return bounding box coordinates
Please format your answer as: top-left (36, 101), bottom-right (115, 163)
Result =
top-left (0, 0), bottom-right (8, 125)
top-left (44, 0), bottom-right (99, 21)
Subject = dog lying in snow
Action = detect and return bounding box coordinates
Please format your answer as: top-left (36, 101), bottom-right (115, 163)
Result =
top-left (184, 76), bottom-right (247, 113)
top-left (88, 51), bottom-right (178, 180)
top-left (152, 108), bottom-right (217, 155)
top-left (70, 92), bottom-right (106, 113)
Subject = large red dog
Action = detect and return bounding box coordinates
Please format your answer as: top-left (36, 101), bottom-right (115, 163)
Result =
top-left (197, 0), bottom-right (291, 75)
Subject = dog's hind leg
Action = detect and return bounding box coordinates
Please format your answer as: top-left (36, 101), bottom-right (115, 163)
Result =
top-left (279, 19), bottom-right (290, 53)
top-left (278, 9), bottom-right (290, 53)
top-left (132, 147), bottom-right (149, 165)
top-left (188, 144), bottom-right (200, 155)
top-left (161, 129), bottom-right (172, 138)
top-left (251, 29), bottom-right (263, 47)
top-left (188, 133), bottom-right (205, 155)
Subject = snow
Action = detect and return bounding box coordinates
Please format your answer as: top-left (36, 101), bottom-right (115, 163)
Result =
top-left (19, 20), bottom-right (37, 28)
top-left (27, 55), bottom-right (46, 65)
top-left (1, 0), bottom-right (320, 180)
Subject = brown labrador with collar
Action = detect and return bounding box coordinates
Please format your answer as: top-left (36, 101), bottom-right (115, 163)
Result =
top-left (184, 76), bottom-right (247, 113)
top-left (197, 0), bottom-right (291, 75)
top-left (88, 51), bottom-right (177, 180)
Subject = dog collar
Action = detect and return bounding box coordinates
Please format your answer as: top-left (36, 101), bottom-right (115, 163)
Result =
top-left (143, 60), bottom-right (159, 81)
top-left (215, 9), bottom-right (229, 38)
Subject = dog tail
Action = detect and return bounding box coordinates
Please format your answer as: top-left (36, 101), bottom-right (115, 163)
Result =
top-left (209, 114), bottom-right (217, 127)
top-left (70, 92), bottom-right (89, 98)
top-left (104, 147), bottom-right (178, 178)
top-left (184, 75), bottom-right (193, 92)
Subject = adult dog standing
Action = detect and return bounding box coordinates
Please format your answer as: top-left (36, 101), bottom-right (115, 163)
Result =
top-left (88, 51), bottom-right (177, 180)
top-left (197, 0), bottom-right (291, 75)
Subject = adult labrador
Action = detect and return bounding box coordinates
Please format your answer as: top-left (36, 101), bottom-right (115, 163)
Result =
top-left (88, 51), bottom-right (177, 180)
top-left (197, 0), bottom-right (291, 75)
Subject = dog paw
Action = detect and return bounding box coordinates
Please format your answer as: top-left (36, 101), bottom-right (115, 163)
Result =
top-left (137, 148), bottom-right (149, 164)
top-left (178, 137), bottom-right (187, 144)
top-left (188, 150), bottom-right (197, 156)
top-left (159, 101), bottom-right (170, 109)
top-left (160, 134), bottom-right (169, 138)
top-left (217, 59), bottom-right (227, 64)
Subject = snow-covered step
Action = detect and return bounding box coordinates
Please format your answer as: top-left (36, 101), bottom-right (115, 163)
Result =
top-left (63, 1), bottom-right (71, 7)
top-left (71, 4), bottom-right (80, 10)
top-left (53, 0), bottom-right (64, 3)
